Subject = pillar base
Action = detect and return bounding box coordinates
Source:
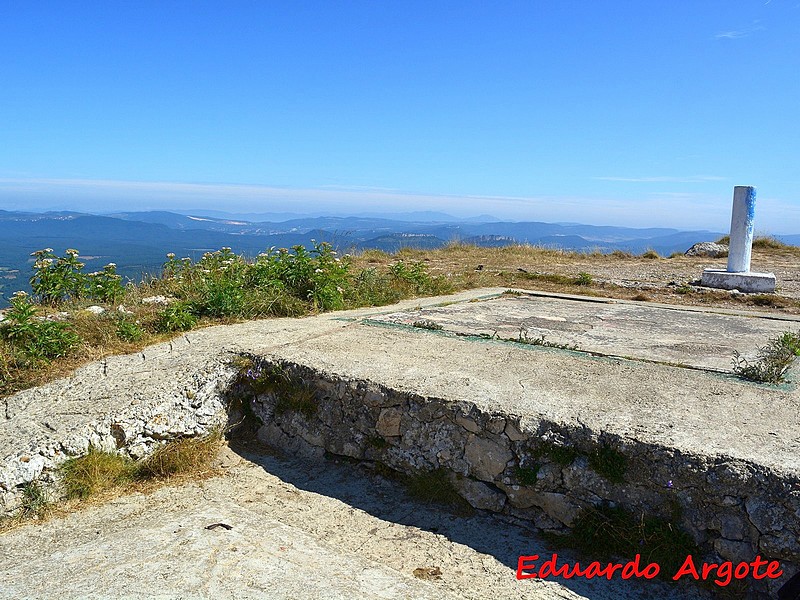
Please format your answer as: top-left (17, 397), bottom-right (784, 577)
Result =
top-left (700, 269), bottom-right (776, 293)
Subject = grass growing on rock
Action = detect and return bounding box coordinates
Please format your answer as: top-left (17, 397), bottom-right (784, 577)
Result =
top-left (587, 445), bottom-right (627, 483)
top-left (546, 504), bottom-right (699, 582)
top-left (236, 359), bottom-right (318, 418)
top-left (60, 447), bottom-right (138, 499)
top-left (60, 432), bottom-right (223, 502)
top-left (0, 432), bottom-right (224, 532)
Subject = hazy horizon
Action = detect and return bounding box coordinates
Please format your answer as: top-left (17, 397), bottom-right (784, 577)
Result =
top-left (0, 178), bottom-right (795, 234)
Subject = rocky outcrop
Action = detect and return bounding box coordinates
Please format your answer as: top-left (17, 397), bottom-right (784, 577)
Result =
top-left (685, 242), bottom-right (729, 258)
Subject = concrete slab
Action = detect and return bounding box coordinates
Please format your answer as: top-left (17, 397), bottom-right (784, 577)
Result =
top-left (701, 269), bottom-right (777, 293)
top-left (370, 290), bottom-right (799, 372)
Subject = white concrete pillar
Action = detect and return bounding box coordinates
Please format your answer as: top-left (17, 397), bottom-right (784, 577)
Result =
top-left (726, 186), bottom-right (756, 273)
top-left (700, 184), bottom-right (775, 293)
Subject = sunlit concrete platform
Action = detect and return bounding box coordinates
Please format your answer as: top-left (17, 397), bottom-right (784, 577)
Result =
top-left (370, 289), bottom-right (799, 372)
top-left (3, 288), bottom-right (800, 598)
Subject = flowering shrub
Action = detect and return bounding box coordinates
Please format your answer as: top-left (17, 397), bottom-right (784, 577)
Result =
top-left (86, 263), bottom-right (125, 303)
top-left (250, 242), bottom-right (350, 310)
top-left (30, 249), bottom-right (86, 305)
top-left (30, 248), bottom-right (126, 305)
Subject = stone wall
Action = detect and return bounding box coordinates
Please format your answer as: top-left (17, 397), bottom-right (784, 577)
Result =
top-left (243, 358), bottom-right (800, 596)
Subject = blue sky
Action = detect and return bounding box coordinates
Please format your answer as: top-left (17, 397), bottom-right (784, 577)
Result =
top-left (1, 1), bottom-right (799, 231)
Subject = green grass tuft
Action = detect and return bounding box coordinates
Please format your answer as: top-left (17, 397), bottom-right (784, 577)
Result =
top-left (547, 504), bottom-right (699, 580)
top-left (588, 445), bottom-right (627, 483)
top-left (515, 465), bottom-right (540, 486)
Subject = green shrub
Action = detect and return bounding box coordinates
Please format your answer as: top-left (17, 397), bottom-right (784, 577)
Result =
top-left (250, 242), bottom-right (350, 311)
top-left (574, 272), bottom-right (593, 286)
top-left (733, 330), bottom-right (800, 383)
top-left (115, 318), bottom-right (144, 342)
top-left (85, 263), bottom-right (125, 303)
top-left (0, 292), bottom-right (80, 362)
top-left (155, 302), bottom-right (198, 332)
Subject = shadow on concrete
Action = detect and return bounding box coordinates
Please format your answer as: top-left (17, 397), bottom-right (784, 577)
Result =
top-left (230, 436), bottom-right (712, 600)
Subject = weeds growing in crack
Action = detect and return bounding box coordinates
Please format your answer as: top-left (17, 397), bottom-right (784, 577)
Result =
top-left (732, 331), bottom-right (800, 383)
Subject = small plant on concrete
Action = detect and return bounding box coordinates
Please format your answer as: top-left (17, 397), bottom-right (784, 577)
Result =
top-left (18, 480), bottom-right (50, 519)
top-left (574, 272), bottom-right (593, 286)
top-left (732, 330), bottom-right (800, 384)
top-left (517, 328), bottom-right (578, 351)
top-left (412, 319), bottom-right (443, 331)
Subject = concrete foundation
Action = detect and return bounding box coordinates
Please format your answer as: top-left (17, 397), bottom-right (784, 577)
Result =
top-left (701, 268), bottom-right (776, 293)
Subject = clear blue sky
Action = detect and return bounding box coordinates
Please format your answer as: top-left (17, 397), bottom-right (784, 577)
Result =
top-left (1, 1), bottom-right (798, 231)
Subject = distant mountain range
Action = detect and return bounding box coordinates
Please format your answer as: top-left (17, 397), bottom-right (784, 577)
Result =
top-left (0, 207), bottom-right (772, 305)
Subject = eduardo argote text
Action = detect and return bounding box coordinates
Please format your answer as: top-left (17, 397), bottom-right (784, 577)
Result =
top-left (517, 553), bottom-right (783, 587)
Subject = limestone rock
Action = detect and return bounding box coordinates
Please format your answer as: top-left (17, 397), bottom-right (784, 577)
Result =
top-left (376, 408), bottom-right (402, 437)
top-left (685, 242), bottom-right (728, 258)
top-left (463, 434), bottom-right (512, 481)
top-left (455, 478), bottom-right (506, 512)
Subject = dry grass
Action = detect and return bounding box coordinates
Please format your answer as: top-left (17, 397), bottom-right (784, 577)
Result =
top-left (60, 433), bottom-right (223, 501)
top-left (60, 447), bottom-right (137, 499)
top-left (137, 432), bottom-right (223, 479)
